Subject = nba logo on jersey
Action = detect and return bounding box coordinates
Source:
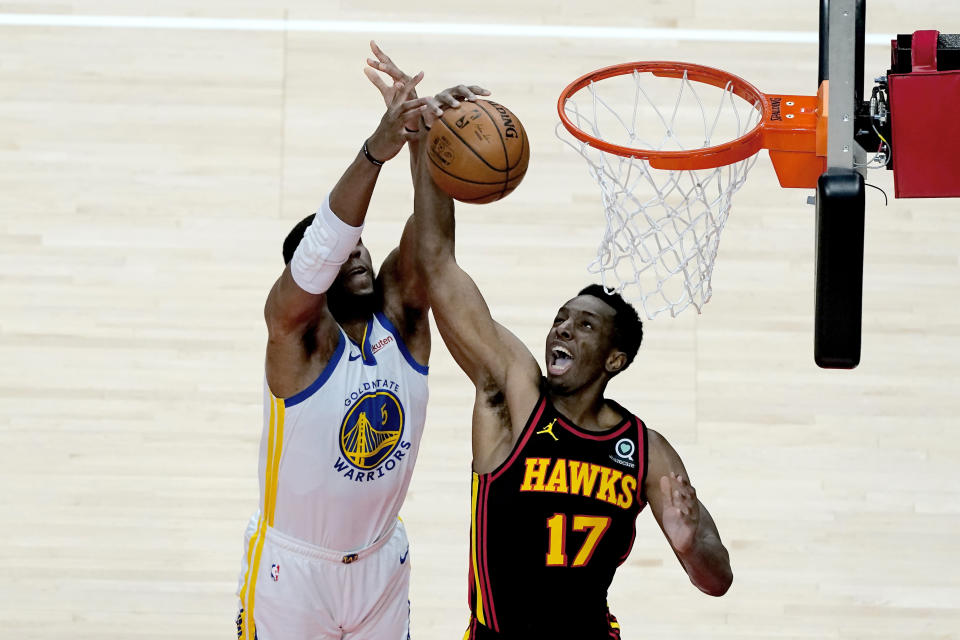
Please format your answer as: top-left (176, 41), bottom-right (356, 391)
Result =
top-left (270, 563), bottom-right (280, 582)
top-left (340, 390), bottom-right (406, 470)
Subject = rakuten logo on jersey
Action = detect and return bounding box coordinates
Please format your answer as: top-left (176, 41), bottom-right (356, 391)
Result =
top-left (371, 335), bottom-right (394, 354)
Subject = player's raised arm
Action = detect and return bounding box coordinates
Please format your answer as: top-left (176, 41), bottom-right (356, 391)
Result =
top-left (265, 70), bottom-right (426, 330)
top-left (360, 42), bottom-right (433, 349)
top-left (411, 99), bottom-right (538, 393)
top-left (264, 74), bottom-right (430, 396)
top-left (645, 429), bottom-right (733, 597)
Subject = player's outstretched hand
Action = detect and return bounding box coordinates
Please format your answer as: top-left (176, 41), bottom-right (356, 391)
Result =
top-left (660, 472), bottom-right (700, 554)
top-left (419, 84), bottom-right (492, 129)
top-left (366, 73), bottom-right (432, 163)
top-left (365, 41), bottom-right (426, 132)
top-left (365, 41), bottom-right (415, 101)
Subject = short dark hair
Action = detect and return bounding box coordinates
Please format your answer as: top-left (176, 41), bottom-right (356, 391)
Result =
top-left (282, 214), bottom-right (316, 265)
top-left (578, 284), bottom-right (643, 370)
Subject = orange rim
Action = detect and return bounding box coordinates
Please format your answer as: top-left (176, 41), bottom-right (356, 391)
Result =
top-left (557, 61), bottom-right (772, 170)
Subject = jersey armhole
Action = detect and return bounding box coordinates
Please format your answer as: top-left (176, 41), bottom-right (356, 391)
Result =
top-left (637, 418), bottom-right (650, 506)
top-left (374, 312), bottom-right (429, 375)
top-left (484, 395), bottom-right (549, 481)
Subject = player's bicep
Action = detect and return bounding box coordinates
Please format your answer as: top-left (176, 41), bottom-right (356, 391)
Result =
top-left (644, 429), bottom-right (691, 520)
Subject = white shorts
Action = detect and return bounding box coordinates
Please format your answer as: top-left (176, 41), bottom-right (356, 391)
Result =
top-left (236, 516), bottom-right (411, 640)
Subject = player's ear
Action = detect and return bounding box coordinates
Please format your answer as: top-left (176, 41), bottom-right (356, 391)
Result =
top-left (605, 350), bottom-right (627, 375)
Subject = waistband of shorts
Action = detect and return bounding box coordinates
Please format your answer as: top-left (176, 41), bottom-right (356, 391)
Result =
top-left (264, 519), bottom-right (399, 564)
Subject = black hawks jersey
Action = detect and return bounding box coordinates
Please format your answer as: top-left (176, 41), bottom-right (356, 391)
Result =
top-left (467, 385), bottom-right (649, 639)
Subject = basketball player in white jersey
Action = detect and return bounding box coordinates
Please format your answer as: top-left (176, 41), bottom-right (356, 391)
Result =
top-left (236, 44), bottom-right (484, 639)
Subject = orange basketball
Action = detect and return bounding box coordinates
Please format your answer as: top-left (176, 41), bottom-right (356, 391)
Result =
top-left (426, 99), bottom-right (530, 204)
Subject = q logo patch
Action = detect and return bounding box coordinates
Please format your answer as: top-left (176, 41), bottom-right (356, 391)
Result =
top-left (340, 390), bottom-right (405, 470)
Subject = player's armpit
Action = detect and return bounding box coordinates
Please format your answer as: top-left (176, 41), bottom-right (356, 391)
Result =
top-left (468, 322), bottom-right (540, 472)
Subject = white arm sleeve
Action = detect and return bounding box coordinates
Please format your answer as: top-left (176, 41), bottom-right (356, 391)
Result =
top-left (290, 194), bottom-right (365, 294)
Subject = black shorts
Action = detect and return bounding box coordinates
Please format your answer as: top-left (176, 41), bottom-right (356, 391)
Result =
top-left (463, 611), bottom-right (622, 640)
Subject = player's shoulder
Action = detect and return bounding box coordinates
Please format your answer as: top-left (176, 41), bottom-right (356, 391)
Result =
top-left (645, 427), bottom-right (675, 452)
top-left (643, 427), bottom-right (689, 479)
top-left (645, 425), bottom-right (665, 443)
top-left (627, 423), bottom-right (667, 463)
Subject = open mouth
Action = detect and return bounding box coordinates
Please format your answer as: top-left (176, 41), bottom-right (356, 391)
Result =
top-left (548, 345), bottom-right (574, 376)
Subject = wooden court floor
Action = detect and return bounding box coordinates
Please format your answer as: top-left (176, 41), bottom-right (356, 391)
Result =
top-left (1, 2), bottom-right (959, 638)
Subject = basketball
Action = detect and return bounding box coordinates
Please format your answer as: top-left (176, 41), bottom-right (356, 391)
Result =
top-left (426, 99), bottom-right (530, 204)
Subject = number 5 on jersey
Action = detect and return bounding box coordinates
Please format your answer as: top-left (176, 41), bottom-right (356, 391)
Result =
top-left (545, 514), bottom-right (612, 567)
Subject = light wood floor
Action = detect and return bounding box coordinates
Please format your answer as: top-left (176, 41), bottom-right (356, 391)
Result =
top-left (2, 2), bottom-right (960, 638)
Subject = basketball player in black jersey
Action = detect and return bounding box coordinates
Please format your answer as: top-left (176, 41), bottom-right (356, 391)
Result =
top-left (410, 87), bottom-right (733, 638)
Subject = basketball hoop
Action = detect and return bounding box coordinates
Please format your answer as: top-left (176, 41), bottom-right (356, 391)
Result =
top-left (557, 61), bottom-right (825, 319)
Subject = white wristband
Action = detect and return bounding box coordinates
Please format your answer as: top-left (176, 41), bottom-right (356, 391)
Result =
top-left (290, 194), bottom-right (364, 294)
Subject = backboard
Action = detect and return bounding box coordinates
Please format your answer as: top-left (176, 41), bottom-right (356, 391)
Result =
top-left (814, 0), bottom-right (868, 369)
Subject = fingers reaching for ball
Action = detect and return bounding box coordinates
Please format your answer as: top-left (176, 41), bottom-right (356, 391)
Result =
top-left (366, 81), bottom-right (435, 162)
top-left (364, 41), bottom-right (421, 107)
top-left (388, 73), bottom-right (424, 108)
top-left (385, 73), bottom-right (426, 137)
top-left (436, 85), bottom-right (492, 107)
top-left (367, 41), bottom-right (410, 84)
top-left (434, 84), bottom-right (492, 108)
top-left (418, 84), bottom-right (492, 129)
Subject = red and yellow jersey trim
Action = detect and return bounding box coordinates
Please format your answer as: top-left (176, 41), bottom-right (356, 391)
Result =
top-left (467, 396), bottom-right (552, 632)
top-left (469, 471), bottom-right (498, 630)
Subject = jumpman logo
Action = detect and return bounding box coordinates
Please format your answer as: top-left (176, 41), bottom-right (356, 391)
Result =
top-left (536, 418), bottom-right (559, 441)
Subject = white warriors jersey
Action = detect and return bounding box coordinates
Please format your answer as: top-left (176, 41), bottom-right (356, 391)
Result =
top-left (253, 312), bottom-right (428, 552)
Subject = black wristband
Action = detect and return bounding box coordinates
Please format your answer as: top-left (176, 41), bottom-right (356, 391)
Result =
top-left (362, 139), bottom-right (385, 167)
top-left (404, 126), bottom-right (420, 134)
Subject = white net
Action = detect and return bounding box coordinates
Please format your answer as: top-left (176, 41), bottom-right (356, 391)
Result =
top-left (558, 68), bottom-right (764, 319)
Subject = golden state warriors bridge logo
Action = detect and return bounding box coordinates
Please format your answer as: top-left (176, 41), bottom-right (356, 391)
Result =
top-left (339, 390), bottom-right (405, 470)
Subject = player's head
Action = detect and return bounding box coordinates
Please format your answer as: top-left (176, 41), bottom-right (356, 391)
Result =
top-left (545, 285), bottom-right (643, 394)
top-left (282, 213), bottom-right (376, 303)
